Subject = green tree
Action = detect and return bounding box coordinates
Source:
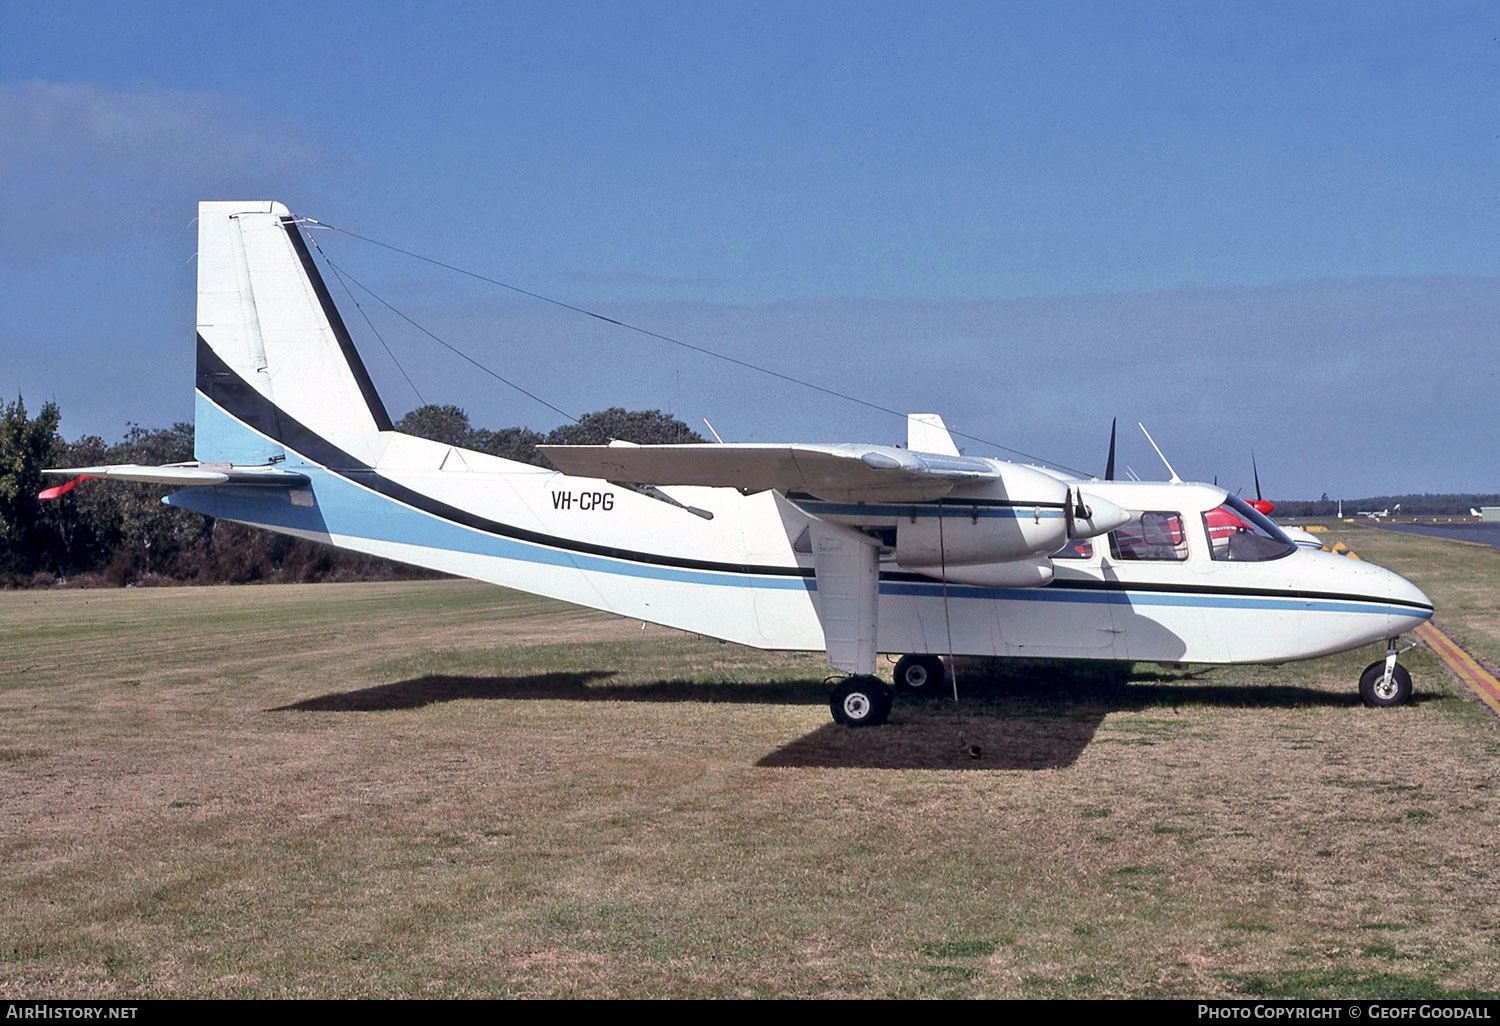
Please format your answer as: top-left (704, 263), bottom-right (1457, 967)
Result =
top-left (93, 423), bottom-right (198, 582)
top-left (396, 404), bottom-right (472, 446)
top-left (394, 404), bottom-right (702, 466)
top-left (0, 396), bottom-right (63, 581)
top-left (6, 400), bottom-right (709, 587)
top-left (466, 426), bottom-right (548, 466)
top-left (396, 404), bottom-right (547, 464)
top-left (544, 408), bottom-right (703, 448)
top-left (47, 432), bottom-right (113, 576)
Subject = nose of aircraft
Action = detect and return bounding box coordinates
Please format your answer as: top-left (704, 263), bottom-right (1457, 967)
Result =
top-left (1302, 549), bottom-right (1433, 646)
top-left (1383, 566), bottom-right (1434, 630)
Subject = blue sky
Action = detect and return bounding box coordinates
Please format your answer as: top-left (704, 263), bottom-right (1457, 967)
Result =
top-left (2, 1), bottom-right (1496, 497)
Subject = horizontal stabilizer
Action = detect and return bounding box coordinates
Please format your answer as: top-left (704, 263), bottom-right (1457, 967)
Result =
top-left (538, 442), bottom-right (1001, 502)
top-left (41, 463), bottom-right (311, 490)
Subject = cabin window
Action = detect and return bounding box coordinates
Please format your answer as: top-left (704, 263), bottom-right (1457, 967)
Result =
top-left (1109, 511), bottom-right (1189, 561)
top-left (1052, 539), bottom-right (1093, 560)
top-left (1203, 496), bottom-right (1296, 562)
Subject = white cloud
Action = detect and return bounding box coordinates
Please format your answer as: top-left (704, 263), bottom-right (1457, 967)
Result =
top-left (0, 81), bottom-right (342, 257)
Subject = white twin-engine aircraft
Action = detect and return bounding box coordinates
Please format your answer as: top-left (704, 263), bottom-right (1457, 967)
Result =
top-left (46, 202), bottom-right (1434, 726)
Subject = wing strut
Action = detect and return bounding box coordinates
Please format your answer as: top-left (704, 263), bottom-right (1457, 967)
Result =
top-left (808, 521), bottom-right (881, 675)
top-left (616, 482), bottom-right (714, 520)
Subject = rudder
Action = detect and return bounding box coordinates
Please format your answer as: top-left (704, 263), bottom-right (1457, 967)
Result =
top-left (194, 201), bottom-right (391, 469)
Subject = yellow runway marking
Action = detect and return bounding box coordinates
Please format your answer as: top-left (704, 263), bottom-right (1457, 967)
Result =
top-left (1417, 621), bottom-right (1500, 718)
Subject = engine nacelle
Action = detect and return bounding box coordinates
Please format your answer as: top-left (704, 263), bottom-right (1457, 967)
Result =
top-left (894, 467), bottom-right (1071, 568)
top-left (903, 557), bottom-right (1054, 588)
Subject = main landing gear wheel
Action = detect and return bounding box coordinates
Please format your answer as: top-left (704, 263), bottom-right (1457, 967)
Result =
top-left (1359, 660), bottom-right (1413, 708)
top-left (830, 676), bottom-right (893, 727)
top-left (892, 653), bottom-right (947, 694)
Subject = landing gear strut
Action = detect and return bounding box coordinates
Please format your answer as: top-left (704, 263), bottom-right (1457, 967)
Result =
top-left (830, 676), bottom-right (893, 726)
top-left (1359, 638), bottom-right (1414, 707)
top-left (892, 653), bottom-right (947, 694)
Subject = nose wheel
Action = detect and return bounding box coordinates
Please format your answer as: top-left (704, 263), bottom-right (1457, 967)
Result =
top-left (1359, 639), bottom-right (1414, 707)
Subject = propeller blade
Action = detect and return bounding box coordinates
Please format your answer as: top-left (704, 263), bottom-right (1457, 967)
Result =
top-left (1105, 418), bottom-right (1117, 481)
top-left (1247, 451), bottom-right (1275, 513)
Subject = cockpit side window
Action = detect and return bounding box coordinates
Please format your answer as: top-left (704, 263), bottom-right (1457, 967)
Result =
top-left (1203, 496), bottom-right (1296, 562)
top-left (1109, 511), bottom-right (1189, 561)
top-left (1052, 539), bottom-right (1093, 560)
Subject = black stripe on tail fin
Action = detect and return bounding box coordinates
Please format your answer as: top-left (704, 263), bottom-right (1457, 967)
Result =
top-left (276, 216), bottom-right (394, 432)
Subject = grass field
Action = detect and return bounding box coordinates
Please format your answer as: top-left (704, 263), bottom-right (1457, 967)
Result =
top-left (1, 523), bottom-right (1497, 998)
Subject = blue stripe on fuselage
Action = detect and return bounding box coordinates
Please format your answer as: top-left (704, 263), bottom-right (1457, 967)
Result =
top-left (174, 397), bottom-right (1421, 618)
top-left (169, 459), bottom-right (812, 592)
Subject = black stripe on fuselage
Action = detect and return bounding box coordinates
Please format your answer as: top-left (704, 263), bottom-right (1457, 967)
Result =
top-left (878, 569), bottom-right (1432, 613)
top-left (194, 346), bottom-right (811, 577)
top-left (195, 340), bottom-right (1428, 613)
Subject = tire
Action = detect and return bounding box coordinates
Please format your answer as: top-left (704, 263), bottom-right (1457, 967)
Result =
top-left (892, 654), bottom-right (946, 693)
top-left (830, 676), bottom-right (893, 726)
top-left (1359, 660), bottom-right (1413, 707)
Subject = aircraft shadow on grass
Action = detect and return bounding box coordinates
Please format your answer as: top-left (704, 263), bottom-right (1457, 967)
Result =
top-left (757, 672), bottom-right (1436, 771)
top-left (272, 665), bottom-right (1422, 771)
top-left (271, 672), bottom-right (823, 712)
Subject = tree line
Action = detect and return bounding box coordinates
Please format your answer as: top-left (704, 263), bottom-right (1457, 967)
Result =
top-left (6, 394), bottom-right (1494, 588)
top-left (1272, 494), bottom-right (1500, 518)
top-left (0, 396), bottom-right (701, 588)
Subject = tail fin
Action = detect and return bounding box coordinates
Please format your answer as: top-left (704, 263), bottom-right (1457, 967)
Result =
top-left (194, 201), bottom-right (391, 469)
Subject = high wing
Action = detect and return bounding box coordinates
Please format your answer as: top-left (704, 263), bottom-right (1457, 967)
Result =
top-left (537, 442), bottom-right (1002, 503)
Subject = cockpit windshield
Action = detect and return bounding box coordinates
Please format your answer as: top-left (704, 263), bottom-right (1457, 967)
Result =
top-left (1203, 495), bottom-right (1296, 562)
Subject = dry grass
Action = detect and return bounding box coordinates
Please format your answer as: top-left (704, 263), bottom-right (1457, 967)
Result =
top-left (0, 530), bottom-right (1497, 999)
